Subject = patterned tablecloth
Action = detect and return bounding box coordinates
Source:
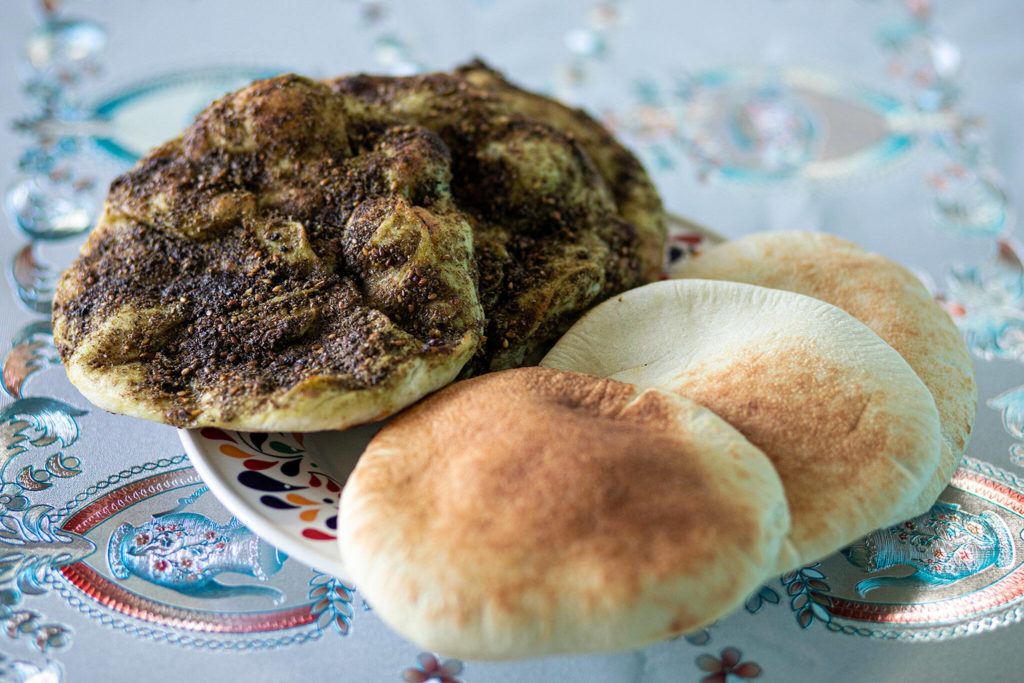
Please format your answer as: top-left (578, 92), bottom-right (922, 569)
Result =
top-left (2, 1), bottom-right (1023, 680)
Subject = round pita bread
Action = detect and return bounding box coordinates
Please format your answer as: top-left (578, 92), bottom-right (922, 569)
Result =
top-left (541, 279), bottom-right (944, 572)
top-left (339, 367), bottom-right (789, 659)
top-left (671, 230), bottom-right (977, 503)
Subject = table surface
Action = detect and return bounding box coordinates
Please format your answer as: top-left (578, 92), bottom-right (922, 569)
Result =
top-left (2, 1), bottom-right (1024, 680)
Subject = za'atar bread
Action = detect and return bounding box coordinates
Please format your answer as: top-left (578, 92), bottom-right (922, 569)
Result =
top-left (541, 278), bottom-right (945, 573)
top-left (338, 367), bottom-right (789, 659)
top-left (52, 62), bottom-right (665, 430)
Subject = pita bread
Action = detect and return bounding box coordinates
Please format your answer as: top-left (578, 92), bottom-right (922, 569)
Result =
top-left (671, 230), bottom-right (977, 502)
top-left (338, 367), bottom-right (789, 659)
top-left (541, 279), bottom-right (944, 572)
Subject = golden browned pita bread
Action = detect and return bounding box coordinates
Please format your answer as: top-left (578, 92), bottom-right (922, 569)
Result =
top-left (671, 230), bottom-right (977, 503)
top-left (339, 367), bottom-right (789, 659)
top-left (541, 279), bottom-right (944, 572)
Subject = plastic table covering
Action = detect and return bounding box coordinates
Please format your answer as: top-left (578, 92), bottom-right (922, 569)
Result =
top-left (1, 1), bottom-right (1023, 680)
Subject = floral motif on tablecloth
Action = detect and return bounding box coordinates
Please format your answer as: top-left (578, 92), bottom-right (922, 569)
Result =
top-left (695, 647), bottom-right (762, 682)
top-left (402, 653), bottom-right (464, 683)
top-left (0, 393), bottom-right (90, 656)
top-left (1, 397), bottom-right (87, 492)
top-left (934, 238), bottom-right (1024, 464)
top-left (0, 350), bottom-right (85, 664)
top-left (308, 572), bottom-right (355, 635)
top-left (743, 585), bottom-right (781, 615)
top-left (0, 483), bottom-right (86, 655)
top-left (942, 240), bottom-right (1024, 363)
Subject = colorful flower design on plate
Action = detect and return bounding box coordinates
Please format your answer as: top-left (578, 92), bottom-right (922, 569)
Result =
top-left (181, 421), bottom-right (376, 577)
top-left (200, 429), bottom-right (345, 542)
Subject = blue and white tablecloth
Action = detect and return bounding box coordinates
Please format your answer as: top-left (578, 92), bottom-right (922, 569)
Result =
top-left (1, 1), bottom-right (1023, 680)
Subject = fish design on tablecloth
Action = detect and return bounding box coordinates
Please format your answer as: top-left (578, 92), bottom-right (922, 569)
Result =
top-left (107, 512), bottom-right (287, 601)
top-left (841, 502), bottom-right (1015, 596)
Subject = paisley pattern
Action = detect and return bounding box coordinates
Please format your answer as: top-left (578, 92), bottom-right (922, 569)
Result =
top-left (842, 502), bottom-right (1014, 596)
top-left (2, 321), bottom-right (60, 400)
top-left (736, 459), bottom-right (1024, 640)
top-left (200, 429), bottom-right (343, 542)
top-left (0, 392), bottom-right (89, 658)
top-left (10, 244), bottom-right (57, 314)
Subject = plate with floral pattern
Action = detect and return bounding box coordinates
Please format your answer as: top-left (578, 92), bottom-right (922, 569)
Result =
top-left (178, 216), bottom-right (720, 578)
top-left (179, 423), bottom-right (381, 578)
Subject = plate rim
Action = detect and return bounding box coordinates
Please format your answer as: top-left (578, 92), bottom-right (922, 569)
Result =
top-left (178, 428), bottom-right (350, 579)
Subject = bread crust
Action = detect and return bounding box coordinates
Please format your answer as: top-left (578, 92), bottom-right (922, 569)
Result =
top-left (339, 367), bottom-right (789, 659)
top-left (672, 230), bottom-right (977, 506)
top-left (542, 279), bottom-right (945, 573)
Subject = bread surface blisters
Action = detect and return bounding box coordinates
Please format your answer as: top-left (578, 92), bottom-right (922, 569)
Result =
top-left (52, 62), bottom-right (666, 429)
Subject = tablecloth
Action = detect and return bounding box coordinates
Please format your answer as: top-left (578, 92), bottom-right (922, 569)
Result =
top-left (1, 1), bottom-right (1023, 680)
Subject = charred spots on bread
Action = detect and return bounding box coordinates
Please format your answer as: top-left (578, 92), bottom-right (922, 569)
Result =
top-left (53, 62), bottom-right (665, 428)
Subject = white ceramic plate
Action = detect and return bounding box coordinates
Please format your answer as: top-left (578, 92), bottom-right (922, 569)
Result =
top-left (179, 216), bottom-right (718, 577)
top-left (180, 423), bottom-right (381, 578)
